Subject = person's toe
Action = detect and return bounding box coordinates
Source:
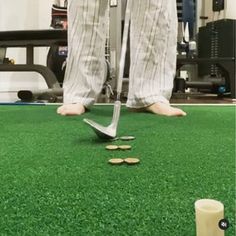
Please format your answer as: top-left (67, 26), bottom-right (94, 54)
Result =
top-left (57, 106), bottom-right (64, 114)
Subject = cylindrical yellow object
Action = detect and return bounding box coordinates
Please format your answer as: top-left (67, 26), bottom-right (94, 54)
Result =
top-left (195, 199), bottom-right (224, 236)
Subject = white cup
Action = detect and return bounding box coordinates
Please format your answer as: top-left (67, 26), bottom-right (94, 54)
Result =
top-left (195, 199), bottom-right (224, 236)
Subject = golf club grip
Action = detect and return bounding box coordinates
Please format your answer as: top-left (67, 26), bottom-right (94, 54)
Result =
top-left (116, 0), bottom-right (132, 95)
top-left (111, 100), bottom-right (121, 124)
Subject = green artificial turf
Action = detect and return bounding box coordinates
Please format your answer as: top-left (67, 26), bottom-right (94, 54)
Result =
top-left (0, 105), bottom-right (235, 235)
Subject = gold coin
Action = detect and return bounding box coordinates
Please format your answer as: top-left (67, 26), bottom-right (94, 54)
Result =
top-left (118, 145), bottom-right (132, 150)
top-left (124, 158), bottom-right (140, 165)
top-left (108, 158), bottom-right (124, 165)
top-left (120, 136), bottom-right (135, 141)
top-left (106, 145), bottom-right (119, 150)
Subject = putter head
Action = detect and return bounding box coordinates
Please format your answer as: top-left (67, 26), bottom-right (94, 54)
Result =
top-left (83, 101), bottom-right (121, 140)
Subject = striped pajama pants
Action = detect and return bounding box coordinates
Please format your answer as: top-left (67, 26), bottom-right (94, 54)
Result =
top-left (63, 0), bottom-right (178, 108)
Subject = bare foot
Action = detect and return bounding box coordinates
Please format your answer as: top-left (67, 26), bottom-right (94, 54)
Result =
top-left (57, 103), bottom-right (86, 116)
top-left (146, 103), bottom-right (187, 117)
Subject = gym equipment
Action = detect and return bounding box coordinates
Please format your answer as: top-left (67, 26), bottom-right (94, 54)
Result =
top-left (177, 0), bottom-right (196, 39)
top-left (83, 0), bottom-right (131, 140)
top-left (0, 29), bottom-right (67, 101)
top-left (51, 4), bottom-right (67, 29)
top-left (212, 0), bottom-right (225, 12)
top-left (198, 19), bottom-right (235, 97)
top-left (47, 4), bottom-right (68, 86)
top-left (176, 57), bottom-right (235, 97)
top-left (18, 88), bottom-right (63, 103)
top-left (47, 45), bottom-right (67, 86)
top-left (175, 19), bottom-right (235, 98)
top-left (0, 3), bottom-right (68, 102)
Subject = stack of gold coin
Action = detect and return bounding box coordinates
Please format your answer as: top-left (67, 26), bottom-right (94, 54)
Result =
top-left (120, 136), bottom-right (135, 141)
top-left (124, 158), bottom-right (140, 165)
top-left (106, 145), bottom-right (119, 150)
top-left (108, 158), bottom-right (125, 165)
top-left (118, 145), bottom-right (132, 150)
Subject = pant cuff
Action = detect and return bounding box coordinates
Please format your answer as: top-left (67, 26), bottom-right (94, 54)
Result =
top-left (126, 95), bottom-right (170, 109)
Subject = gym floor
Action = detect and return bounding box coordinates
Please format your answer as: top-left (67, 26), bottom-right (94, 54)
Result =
top-left (0, 92), bottom-right (235, 235)
top-left (1, 1), bottom-right (235, 234)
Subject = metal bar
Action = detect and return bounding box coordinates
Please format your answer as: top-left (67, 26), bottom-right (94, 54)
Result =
top-left (109, 0), bottom-right (122, 89)
top-left (116, 0), bottom-right (131, 96)
top-left (177, 57), bottom-right (235, 64)
top-left (0, 47), bottom-right (6, 64)
top-left (26, 45), bottom-right (34, 65)
top-left (0, 64), bottom-right (61, 89)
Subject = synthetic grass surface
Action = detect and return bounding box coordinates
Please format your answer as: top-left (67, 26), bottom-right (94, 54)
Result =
top-left (0, 105), bottom-right (235, 235)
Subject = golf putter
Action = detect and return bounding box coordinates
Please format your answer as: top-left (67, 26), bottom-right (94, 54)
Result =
top-left (84, 0), bottom-right (132, 139)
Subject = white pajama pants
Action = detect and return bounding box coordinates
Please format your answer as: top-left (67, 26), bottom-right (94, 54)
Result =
top-left (63, 0), bottom-right (178, 108)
